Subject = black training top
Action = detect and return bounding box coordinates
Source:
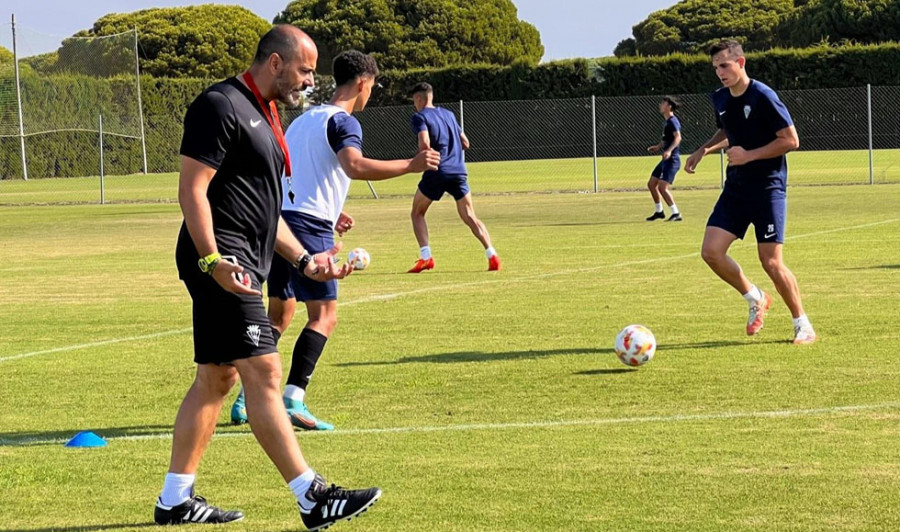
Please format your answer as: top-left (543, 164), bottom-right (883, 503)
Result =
top-left (175, 77), bottom-right (285, 280)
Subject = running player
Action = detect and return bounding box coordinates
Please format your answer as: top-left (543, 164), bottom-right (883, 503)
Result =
top-left (685, 40), bottom-right (817, 344)
top-left (646, 96), bottom-right (683, 222)
top-left (229, 50), bottom-right (439, 430)
top-left (406, 82), bottom-right (500, 273)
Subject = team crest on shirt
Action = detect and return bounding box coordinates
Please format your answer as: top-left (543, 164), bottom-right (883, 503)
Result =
top-left (246, 324), bottom-right (261, 347)
top-left (744, 105), bottom-right (752, 119)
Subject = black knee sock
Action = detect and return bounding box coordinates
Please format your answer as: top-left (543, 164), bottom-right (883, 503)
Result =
top-left (286, 328), bottom-right (328, 390)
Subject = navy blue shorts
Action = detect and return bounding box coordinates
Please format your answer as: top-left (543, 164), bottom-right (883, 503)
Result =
top-left (651, 157), bottom-right (681, 184)
top-left (418, 173), bottom-right (470, 201)
top-left (267, 211), bottom-right (338, 302)
top-left (707, 190), bottom-right (787, 244)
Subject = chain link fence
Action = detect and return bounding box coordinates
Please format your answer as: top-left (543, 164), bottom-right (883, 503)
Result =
top-left (0, 16), bottom-right (897, 205)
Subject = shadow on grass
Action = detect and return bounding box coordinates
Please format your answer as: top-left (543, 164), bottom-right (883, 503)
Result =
top-left (335, 347), bottom-right (615, 367)
top-left (0, 524), bottom-right (157, 532)
top-left (337, 337), bottom-right (791, 368)
top-left (659, 339), bottom-right (789, 350)
top-left (841, 264), bottom-right (900, 271)
top-left (574, 368), bottom-right (637, 375)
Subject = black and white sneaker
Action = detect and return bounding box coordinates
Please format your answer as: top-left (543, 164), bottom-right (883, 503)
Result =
top-left (154, 494), bottom-right (244, 525)
top-left (299, 474), bottom-right (381, 531)
top-left (667, 213), bottom-right (683, 222)
top-left (646, 211), bottom-right (666, 221)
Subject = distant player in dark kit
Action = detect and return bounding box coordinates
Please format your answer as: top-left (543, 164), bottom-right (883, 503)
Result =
top-left (407, 82), bottom-right (500, 273)
top-left (646, 96), bottom-right (683, 222)
top-left (685, 40), bottom-right (817, 345)
top-left (156, 25), bottom-right (381, 531)
top-left (229, 50), bottom-right (439, 431)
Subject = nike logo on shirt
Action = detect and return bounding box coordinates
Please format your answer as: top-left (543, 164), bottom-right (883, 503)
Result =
top-left (250, 119), bottom-right (262, 128)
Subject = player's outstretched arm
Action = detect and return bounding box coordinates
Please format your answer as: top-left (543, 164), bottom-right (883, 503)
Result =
top-left (179, 156), bottom-right (259, 295)
top-left (336, 146), bottom-right (440, 181)
top-left (275, 217), bottom-right (352, 281)
top-left (685, 129), bottom-right (728, 174)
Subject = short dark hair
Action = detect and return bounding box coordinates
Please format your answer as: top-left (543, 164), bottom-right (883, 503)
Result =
top-left (662, 96), bottom-right (681, 111)
top-left (333, 50), bottom-right (379, 87)
top-left (254, 24), bottom-right (299, 64)
top-left (408, 82), bottom-right (433, 97)
top-left (708, 40), bottom-right (744, 59)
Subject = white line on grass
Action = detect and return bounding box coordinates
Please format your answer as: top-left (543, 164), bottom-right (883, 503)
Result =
top-left (0, 328), bottom-right (192, 363)
top-left (2, 217), bottom-right (898, 364)
top-left (4, 401), bottom-right (899, 447)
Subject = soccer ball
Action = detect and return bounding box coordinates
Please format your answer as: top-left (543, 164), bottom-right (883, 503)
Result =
top-left (614, 325), bottom-right (656, 367)
top-left (348, 248), bottom-right (370, 270)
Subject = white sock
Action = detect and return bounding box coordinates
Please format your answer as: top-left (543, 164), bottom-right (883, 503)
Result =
top-left (291, 469), bottom-right (318, 512)
top-left (670, 204), bottom-right (679, 215)
top-left (485, 246), bottom-right (497, 258)
top-left (742, 285), bottom-right (763, 305)
top-left (284, 384), bottom-right (305, 402)
top-left (160, 472), bottom-right (195, 507)
top-left (420, 246), bottom-right (432, 260)
top-left (655, 203), bottom-right (663, 213)
top-left (793, 314), bottom-right (811, 329)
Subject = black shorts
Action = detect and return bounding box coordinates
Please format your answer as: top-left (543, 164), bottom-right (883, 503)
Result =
top-left (183, 271), bottom-right (278, 365)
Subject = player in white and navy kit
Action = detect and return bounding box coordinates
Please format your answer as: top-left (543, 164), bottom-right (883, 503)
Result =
top-left (685, 40), bottom-right (816, 345)
top-left (646, 96), bottom-right (683, 222)
top-left (229, 50), bottom-right (439, 430)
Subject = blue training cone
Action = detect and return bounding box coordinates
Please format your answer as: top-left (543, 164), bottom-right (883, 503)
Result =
top-left (65, 431), bottom-right (107, 448)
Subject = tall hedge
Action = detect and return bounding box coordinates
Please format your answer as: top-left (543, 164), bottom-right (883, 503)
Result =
top-left (369, 43), bottom-right (900, 105)
top-left (4, 43), bottom-right (900, 179)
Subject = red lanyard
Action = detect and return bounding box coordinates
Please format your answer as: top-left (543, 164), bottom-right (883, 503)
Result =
top-left (242, 71), bottom-right (292, 177)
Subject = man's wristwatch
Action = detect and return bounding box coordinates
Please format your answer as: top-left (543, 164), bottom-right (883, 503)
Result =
top-left (198, 252), bottom-right (222, 275)
top-left (296, 253), bottom-right (313, 276)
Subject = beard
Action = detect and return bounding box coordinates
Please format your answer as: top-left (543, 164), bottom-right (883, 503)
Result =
top-left (274, 71), bottom-right (306, 108)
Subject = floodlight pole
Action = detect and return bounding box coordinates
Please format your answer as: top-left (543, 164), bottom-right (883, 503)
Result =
top-left (12, 14), bottom-right (28, 180)
top-left (134, 27), bottom-right (148, 174)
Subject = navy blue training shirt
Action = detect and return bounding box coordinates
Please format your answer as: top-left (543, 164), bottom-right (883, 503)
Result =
top-left (410, 107), bottom-right (466, 177)
top-left (713, 80), bottom-right (794, 194)
top-left (327, 112), bottom-right (363, 154)
top-left (662, 116), bottom-right (681, 158)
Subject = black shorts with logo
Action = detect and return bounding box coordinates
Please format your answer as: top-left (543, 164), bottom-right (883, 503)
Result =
top-left (182, 271), bottom-right (278, 365)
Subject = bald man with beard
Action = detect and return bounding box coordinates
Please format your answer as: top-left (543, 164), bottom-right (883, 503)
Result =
top-left (156, 25), bottom-right (381, 530)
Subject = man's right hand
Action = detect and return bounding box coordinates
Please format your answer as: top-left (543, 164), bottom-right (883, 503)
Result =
top-left (211, 260), bottom-right (261, 296)
top-left (685, 150), bottom-right (705, 174)
top-left (409, 149), bottom-right (440, 173)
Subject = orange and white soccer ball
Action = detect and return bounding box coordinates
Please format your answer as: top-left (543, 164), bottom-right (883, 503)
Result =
top-left (348, 248), bottom-right (370, 270)
top-left (615, 325), bottom-right (656, 367)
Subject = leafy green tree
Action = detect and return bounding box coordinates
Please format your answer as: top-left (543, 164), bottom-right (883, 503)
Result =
top-left (275, 0), bottom-right (543, 74)
top-left (613, 38), bottom-right (638, 58)
top-left (0, 46), bottom-right (13, 63)
top-left (631, 0), bottom-right (796, 56)
top-left (58, 5), bottom-right (271, 78)
top-left (776, 0), bottom-right (900, 48)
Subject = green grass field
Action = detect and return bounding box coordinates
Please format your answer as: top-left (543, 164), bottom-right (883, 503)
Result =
top-left (2, 185), bottom-right (900, 531)
top-left (2, 149), bottom-right (899, 205)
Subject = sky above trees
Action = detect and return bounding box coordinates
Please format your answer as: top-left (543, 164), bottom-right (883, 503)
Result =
top-left (3, 0), bottom-right (674, 60)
